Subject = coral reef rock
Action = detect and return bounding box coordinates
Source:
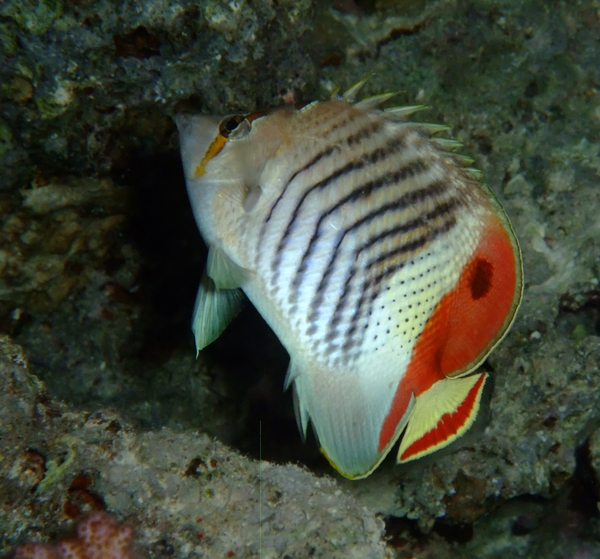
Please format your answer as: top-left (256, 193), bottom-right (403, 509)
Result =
top-left (0, 337), bottom-right (390, 559)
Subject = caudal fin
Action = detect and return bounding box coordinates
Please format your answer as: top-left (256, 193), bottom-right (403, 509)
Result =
top-left (397, 372), bottom-right (487, 463)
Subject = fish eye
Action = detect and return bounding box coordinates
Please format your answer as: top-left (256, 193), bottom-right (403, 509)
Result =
top-left (219, 114), bottom-right (250, 139)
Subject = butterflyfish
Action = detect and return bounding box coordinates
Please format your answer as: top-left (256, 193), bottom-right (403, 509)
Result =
top-left (176, 80), bottom-right (523, 479)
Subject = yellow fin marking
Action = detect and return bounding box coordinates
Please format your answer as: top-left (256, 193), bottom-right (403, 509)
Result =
top-left (397, 373), bottom-right (487, 463)
top-left (319, 446), bottom-right (363, 480)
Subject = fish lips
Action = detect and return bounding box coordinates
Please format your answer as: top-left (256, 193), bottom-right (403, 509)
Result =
top-left (175, 113), bottom-right (221, 182)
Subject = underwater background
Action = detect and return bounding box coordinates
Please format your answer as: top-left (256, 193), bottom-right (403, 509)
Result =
top-left (1, 0), bottom-right (600, 557)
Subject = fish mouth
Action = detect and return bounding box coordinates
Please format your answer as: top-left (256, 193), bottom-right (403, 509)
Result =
top-left (174, 112), bottom-right (221, 137)
top-left (175, 113), bottom-right (222, 180)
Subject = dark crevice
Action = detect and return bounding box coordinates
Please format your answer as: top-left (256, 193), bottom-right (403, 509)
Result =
top-left (109, 148), bottom-right (323, 469)
top-left (113, 150), bottom-right (204, 365)
top-left (384, 516), bottom-right (424, 549)
top-left (569, 440), bottom-right (600, 519)
top-left (559, 291), bottom-right (600, 337)
top-left (433, 520), bottom-right (474, 543)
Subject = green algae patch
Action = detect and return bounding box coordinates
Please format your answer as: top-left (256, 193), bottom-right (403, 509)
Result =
top-left (2, 0), bottom-right (64, 35)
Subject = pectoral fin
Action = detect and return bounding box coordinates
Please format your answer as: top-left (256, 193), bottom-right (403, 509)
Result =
top-left (192, 272), bottom-right (245, 355)
top-left (207, 246), bottom-right (248, 290)
top-left (397, 372), bottom-right (487, 463)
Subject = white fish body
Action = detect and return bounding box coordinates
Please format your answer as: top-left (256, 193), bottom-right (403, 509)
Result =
top-left (177, 91), bottom-right (523, 479)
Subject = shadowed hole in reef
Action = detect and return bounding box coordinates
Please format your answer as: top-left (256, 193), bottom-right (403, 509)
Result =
top-left (112, 149), bottom-right (326, 472)
top-left (384, 516), bottom-right (462, 559)
top-left (570, 440), bottom-right (600, 520)
top-left (116, 151), bottom-right (204, 363)
top-left (432, 520), bottom-right (473, 543)
top-left (558, 290), bottom-right (600, 337)
top-left (384, 516), bottom-right (476, 550)
top-left (204, 306), bottom-right (328, 472)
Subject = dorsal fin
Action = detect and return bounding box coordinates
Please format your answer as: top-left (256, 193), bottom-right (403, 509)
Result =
top-left (355, 91), bottom-right (401, 109)
top-left (384, 104), bottom-right (430, 120)
top-left (431, 138), bottom-right (463, 150)
top-left (405, 122), bottom-right (451, 135)
top-left (341, 73), bottom-right (376, 102)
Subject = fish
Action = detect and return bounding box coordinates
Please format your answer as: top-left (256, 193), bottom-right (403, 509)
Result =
top-left (176, 79), bottom-right (523, 480)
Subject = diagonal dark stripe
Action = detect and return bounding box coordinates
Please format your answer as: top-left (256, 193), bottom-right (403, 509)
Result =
top-left (272, 136), bottom-right (408, 277)
top-left (340, 216), bottom-right (458, 352)
top-left (320, 214), bottom-right (457, 352)
top-left (290, 158), bottom-right (430, 294)
top-left (260, 117), bottom-right (383, 246)
top-left (308, 194), bottom-right (460, 325)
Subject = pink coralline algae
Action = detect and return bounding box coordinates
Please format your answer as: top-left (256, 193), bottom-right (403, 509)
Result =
top-left (13, 512), bottom-right (139, 559)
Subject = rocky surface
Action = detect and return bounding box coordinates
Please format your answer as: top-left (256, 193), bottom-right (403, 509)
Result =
top-left (0, 337), bottom-right (389, 558)
top-left (2, 0), bottom-right (600, 557)
top-left (0, 0), bottom-right (316, 190)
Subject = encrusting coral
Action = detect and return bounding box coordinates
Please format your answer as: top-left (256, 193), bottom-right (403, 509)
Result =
top-left (13, 512), bottom-right (139, 559)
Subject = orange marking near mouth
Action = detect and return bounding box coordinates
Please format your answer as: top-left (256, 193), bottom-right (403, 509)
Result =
top-left (195, 134), bottom-right (227, 178)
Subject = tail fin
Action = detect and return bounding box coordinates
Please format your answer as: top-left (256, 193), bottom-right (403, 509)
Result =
top-left (397, 373), bottom-right (487, 463)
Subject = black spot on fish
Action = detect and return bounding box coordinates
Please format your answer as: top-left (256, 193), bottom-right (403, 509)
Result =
top-left (470, 258), bottom-right (493, 300)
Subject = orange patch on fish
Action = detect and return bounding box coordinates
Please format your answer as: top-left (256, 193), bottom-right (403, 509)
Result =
top-left (379, 213), bottom-right (520, 458)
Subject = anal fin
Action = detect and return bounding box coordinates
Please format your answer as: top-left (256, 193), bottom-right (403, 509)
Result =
top-left (397, 372), bottom-right (487, 463)
top-left (192, 271), bottom-right (245, 355)
top-left (287, 361), bottom-right (309, 441)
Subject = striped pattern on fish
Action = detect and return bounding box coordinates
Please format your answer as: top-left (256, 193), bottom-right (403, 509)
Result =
top-left (176, 83), bottom-right (523, 479)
